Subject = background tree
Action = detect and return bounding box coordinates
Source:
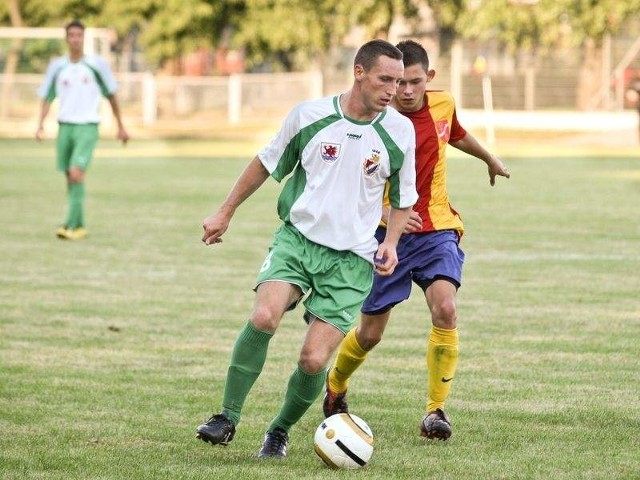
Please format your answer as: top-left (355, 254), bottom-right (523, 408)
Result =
top-left (355, 0), bottom-right (420, 40)
top-left (231, 0), bottom-right (353, 72)
top-left (0, 0), bottom-right (246, 73)
top-left (451, 0), bottom-right (640, 109)
top-left (101, 0), bottom-right (216, 74)
top-left (3, 0), bottom-right (639, 110)
top-left (557, 0), bottom-right (640, 109)
top-left (427, 0), bottom-right (466, 53)
top-left (231, 0), bottom-right (420, 72)
top-left (1, 0), bottom-right (23, 118)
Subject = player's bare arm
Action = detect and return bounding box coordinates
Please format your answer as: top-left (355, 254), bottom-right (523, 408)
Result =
top-left (202, 156), bottom-right (270, 245)
top-left (35, 100), bottom-right (51, 142)
top-left (450, 133), bottom-right (510, 186)
top-left (107, 95), bottom-right (130, 145)
top-left (375, 206), bottom-right (413, 276)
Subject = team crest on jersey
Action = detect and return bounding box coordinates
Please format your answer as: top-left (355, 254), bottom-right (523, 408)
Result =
top-left (363, 149), bottom-right (381, 176)
top-left (320, 142), bottom-right (341, 163)
top-left (436, 119), bottom-right (450, 142)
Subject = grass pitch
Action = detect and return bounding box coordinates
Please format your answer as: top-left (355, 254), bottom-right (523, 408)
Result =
top-left (1, 137), bottom-right (639, 479)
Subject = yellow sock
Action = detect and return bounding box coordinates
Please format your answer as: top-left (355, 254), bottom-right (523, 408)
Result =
top-left (328, 328), bottom-right (368, 393)
top-left (426, 326), bottom-right (459, 412)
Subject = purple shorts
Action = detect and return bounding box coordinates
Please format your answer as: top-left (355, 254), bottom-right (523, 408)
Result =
top-left (362, 228), bottom-right (465, 315)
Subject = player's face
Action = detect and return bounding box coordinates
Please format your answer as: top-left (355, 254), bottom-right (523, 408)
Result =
top-left (66, 27), bottom-right (84, 56)
top-left (394, 63), bottom-right (432, 112)
top-left (357, 56), bottom-right (404, 114)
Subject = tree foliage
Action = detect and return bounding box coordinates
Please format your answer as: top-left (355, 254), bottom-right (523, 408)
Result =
top-left (229, 0), bottom-right (419, 70)
top-left (0, 0), bottom-right (244, 70)
top-left (1, 0), bottom-right (639, 73)
top-left (446, 0), bottom-right (640, 109)
top-left (355, 0), bottom-right (420, 39)
top-left (452, 0), bottom-right (640, 51)
top-left (231, 0), bottom-right (353, 70)
top-left (427, 0), bottom-right (465, 50)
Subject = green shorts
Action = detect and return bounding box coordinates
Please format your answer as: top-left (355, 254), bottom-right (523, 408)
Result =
top-left (255, 223), bottom-right (374, 334)
top-left (56, 123), bottom-right (99, 172)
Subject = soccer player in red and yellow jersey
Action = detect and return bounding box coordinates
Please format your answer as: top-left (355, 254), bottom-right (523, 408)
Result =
top-left (324, 40), bottom-right (510, 440)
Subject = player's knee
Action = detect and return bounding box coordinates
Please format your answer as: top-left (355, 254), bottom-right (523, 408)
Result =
top-left (298, 352), bottom-right (326, 374)
top-left (250, 305), bottom-right (280, 332)
top-left (431, 299), bottom-right (457, 329)
top-left (357, 329), bottom-right (382, 350)
top-left (68, 168), bottom-right (84, 183)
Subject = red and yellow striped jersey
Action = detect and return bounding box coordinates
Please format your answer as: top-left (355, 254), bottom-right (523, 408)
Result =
top-left (385, 90), bottom-right (467, 235)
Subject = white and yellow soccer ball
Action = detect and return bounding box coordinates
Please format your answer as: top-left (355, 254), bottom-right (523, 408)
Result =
top-left (314, 413), bottom-right (374, 469)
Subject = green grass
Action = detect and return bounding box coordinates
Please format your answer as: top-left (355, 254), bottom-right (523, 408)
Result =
top-left (1, 137), bottom-right (639, 479)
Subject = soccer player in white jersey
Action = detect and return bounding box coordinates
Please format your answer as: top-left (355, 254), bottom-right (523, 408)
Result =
top-left (196, 39), bottom-right (418, 459)
top-left (36, 20), bottom-right (129, 240)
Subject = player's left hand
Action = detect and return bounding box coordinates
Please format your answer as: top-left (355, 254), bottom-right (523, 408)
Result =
top-left (488, 157), bottom-right (510, 186)
top-left (374, 243), bottom-right (398, 276)
top-left (118, 126), bottom-right (130, 145)
top-left (404, 210), bottom-right (423, 233)
top-left (35, 126), bottom-right (45, 142)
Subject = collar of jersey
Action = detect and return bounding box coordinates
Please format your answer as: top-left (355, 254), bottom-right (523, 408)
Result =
top-left (333, 95), bottom-right (387, 125)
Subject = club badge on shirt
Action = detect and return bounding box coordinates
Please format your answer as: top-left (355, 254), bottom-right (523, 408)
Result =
top-left (363, 150), bottom-right (381, 176)
top-left (436, 119), bottom-right (450, 142)
top-left (321, 143), bottom-right (341, 163)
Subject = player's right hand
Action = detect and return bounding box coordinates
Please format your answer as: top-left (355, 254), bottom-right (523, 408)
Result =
top-left (202, 212), bottom-right (229, 245)
top-left (35, 126), bottom-right (44, 142)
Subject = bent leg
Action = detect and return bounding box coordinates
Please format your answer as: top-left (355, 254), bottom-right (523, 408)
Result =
top-left (222, 281), bottom-right (302, 425)
top-left (328, 311), bottom-right (390, 393)
top-left (268, 317), bottom-right (343, 432)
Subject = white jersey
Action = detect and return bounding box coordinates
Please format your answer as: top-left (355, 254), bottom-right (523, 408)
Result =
top-left (258, 95), bottom-right (418, 263)
top-left (37, 55), bottom-right (118, 124)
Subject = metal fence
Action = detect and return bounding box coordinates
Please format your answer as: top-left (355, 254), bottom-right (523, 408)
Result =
top-left (1, 35), bottom-right (639, 136)
top-left (0, 71), bottom-right (324, 134)
top-left (425, 36), bottom-right (640, 111)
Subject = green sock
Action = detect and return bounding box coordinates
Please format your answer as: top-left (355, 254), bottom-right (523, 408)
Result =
top-left (66, 183), bottom-right (85, 229)
top-left (221, 321), bottom-right (273, 425)
top-left (268, 366), bottom-right (326, 433)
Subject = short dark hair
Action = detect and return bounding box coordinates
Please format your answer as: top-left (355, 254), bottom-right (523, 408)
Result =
top-left (65, 20), bottom-right (85, 33)
top-left (396, 40), bottom-right (430, 71)
top-left (354, 39), bottom-right (403, 71)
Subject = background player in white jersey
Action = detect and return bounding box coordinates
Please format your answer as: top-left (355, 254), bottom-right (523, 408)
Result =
top-left (36, 20), bottom-right (129, 240)
top-left (195, 39), bottom-right (418, 459)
